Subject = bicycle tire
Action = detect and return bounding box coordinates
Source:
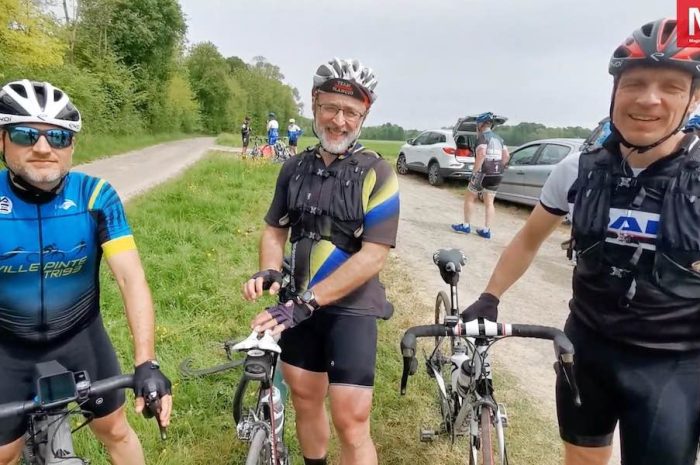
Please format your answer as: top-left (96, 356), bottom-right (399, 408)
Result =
top-left (469, 405), bottom-right (501, 465)
top-left (434, 291), bottom-right (454, 435)
top-left (245, 428), bottom-right (272, 465)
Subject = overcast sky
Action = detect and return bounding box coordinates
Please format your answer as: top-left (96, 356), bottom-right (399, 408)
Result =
top-left (178, 0), bottom-right (674, 130)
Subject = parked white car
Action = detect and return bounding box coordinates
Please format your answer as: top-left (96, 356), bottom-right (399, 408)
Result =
top-left (396, 129), bottom-right (475, 186)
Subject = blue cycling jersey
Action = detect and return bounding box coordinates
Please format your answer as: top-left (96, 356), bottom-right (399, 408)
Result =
top-left (0, 171), bottom-right (135, 343)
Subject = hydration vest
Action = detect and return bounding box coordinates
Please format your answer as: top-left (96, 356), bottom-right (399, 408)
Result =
top-left (568, 135), bottom-right (700, 347)
top-left (287, 146), bottom-right (383, 254)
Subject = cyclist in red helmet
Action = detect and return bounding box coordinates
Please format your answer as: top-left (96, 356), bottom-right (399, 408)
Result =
top-left (462, 18), bottom-right (700, 465)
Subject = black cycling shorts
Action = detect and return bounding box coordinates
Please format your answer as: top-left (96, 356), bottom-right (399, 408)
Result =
top-left (556, 315), bottom-right (700, 465)
top-left (468, 173), bottom-right (502, 194)
top-left (0, 315), bottom-right (125, 445)
top-left (242, 134), bottom-right (250, 146)
top-left (279, 310), bottom-right (378, 387)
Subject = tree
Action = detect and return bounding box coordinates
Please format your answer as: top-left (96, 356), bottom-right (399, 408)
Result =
top-left (0, 0), bottom-right (66, 74)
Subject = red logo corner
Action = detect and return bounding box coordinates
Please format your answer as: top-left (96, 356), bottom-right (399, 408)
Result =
top-left (678, 0), bottom-right (700, 46)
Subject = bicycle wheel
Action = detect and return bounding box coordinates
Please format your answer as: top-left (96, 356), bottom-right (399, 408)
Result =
top-left (469, 405), bottom-right (501, 465)
top-left (245, 428), bottom-right (272, 465)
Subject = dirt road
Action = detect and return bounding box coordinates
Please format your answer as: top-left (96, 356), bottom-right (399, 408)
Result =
top-left (74, 137), bottom-right (215, 201)
top-left (395, 172), bottom-right (624, 463)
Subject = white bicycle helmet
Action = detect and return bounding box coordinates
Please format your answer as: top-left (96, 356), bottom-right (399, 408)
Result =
top-left (312, 58), bottom-right (378, 104)
top-left (0, 80), bottom-right (81, 132)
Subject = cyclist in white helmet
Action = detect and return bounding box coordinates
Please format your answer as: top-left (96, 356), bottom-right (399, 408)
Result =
top-left (243, 58), bottom-right (399, 465)
top-left (0, 80), bottom-right (171, 465)
top-left (287, 118), bottom-right (302, 155)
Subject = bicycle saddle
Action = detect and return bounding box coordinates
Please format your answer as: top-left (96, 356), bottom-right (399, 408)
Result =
top-left (232, 330), bottom-right (282, 354)
top-left (433, 248), bottom-right (467, 285)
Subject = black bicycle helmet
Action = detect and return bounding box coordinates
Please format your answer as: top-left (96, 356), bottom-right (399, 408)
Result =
top-left (609, 18), bottom-right (700, 79)
top-left (608, 19), bottom-right (700, 153)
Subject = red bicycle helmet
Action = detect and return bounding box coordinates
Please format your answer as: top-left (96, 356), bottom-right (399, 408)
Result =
top-left (609, 18), bottom-right (700, 79)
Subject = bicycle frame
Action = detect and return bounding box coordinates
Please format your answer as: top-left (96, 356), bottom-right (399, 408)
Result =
top-left (231, 331), bottom-right (288, 465)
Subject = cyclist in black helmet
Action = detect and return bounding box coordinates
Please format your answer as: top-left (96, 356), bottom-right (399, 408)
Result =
top-left (462, 18), bottom-right (700, 465)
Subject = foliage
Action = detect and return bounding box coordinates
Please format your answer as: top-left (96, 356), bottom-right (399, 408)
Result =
top-left (495, 122), bottom-right (591, 146)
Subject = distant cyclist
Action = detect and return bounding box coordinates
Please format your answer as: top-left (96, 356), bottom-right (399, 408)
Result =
top-left (267, 112), bottom-right (279, 145)
top-left (683, 114), bottom-right (700, 135)
top-left (462, 19), bottom-right (700, 465)
top-left (287, 118), bottom-right (303, 155)
top-left (241, 116), bottom-right (251, 155)
top-left (451, 112), bottom-right (509, 239)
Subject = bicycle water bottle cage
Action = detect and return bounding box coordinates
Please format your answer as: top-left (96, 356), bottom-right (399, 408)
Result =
top-left (433, 249), bottom-right (467, 285)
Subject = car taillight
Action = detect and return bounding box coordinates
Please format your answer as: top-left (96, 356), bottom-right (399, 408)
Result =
top-left (442, 147), bottom-right (456, 155)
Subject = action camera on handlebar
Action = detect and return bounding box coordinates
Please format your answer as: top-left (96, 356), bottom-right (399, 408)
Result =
top-left (34, 360), bottom-right (88, 409)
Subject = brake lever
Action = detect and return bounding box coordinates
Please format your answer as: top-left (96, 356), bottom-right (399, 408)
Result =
top-left (555, 356), bottom-right (582, 407)
top-left (144, 390), bottom-right (168, 440)
top-left (400, 333), bottom-right (418, 395)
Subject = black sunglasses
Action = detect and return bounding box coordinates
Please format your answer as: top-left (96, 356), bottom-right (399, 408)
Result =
top-left (5, 126), bottom-right (74, 149)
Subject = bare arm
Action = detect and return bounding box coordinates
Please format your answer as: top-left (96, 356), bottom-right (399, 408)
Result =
top-left (501, 146), bottom-right (510, 166)
top-left (484, 203), bottom-right (563, 297)
top-left (473, 145), bottom-right (486, 172)
top-left (106, 249), bottom-right (172, 424)
top-left (312, 241), bottom-right (391, 307)
top-left (105, 249), bottom-right (155, 365)
top-left (242, 224), bottom-right (289, 300)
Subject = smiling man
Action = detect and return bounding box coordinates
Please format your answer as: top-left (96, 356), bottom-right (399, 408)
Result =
top-left (0, 80), bottom-right (171, 465)
top-left (460, 19), bottom-right (700, 465)
top-left (243, 58), bottom-right (400, 465)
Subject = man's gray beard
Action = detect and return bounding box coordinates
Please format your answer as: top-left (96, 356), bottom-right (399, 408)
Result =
top-left (8, 162), bottom-right (65, 186)
top-left (314, 119), bottom-right (361, 154)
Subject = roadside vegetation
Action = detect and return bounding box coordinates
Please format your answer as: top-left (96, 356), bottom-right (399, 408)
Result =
top-left (71, 152), bottom-right (560, 464)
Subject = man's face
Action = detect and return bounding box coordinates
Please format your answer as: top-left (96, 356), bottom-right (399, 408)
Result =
top-left (0, 123), bottom-right (74, 189)
top-left (313, 92), bottom-right (367, 154)
top-left (613, 66), bottom-right (700, 147)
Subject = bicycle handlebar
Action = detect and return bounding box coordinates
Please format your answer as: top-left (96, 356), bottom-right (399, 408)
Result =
top-left (0, 374), bottom-right (134, 419)
top-left (399, 319), bottom-right (581, 406)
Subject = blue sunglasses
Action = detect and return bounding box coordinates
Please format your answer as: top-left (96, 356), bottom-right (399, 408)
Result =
top-left (5, 126), bottom-right (74, 149)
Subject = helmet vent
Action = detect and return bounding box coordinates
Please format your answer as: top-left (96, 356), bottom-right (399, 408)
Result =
top-left (9, 83), bottom-right (27, 98)
top-left (660, 20), bottom-right (676, 46)
top-left (640, 22), bottom-right (653, 37)
top-left (613, 46), bottom-right (630, 59)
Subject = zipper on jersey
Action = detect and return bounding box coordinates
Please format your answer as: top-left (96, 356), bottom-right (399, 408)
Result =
top-left (37, 204), bottom-right (46, 330)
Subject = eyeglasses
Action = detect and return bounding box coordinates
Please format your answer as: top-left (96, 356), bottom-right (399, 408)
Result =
top-left (5, 126), bottom-right (74, 149)
top-left (316, 103), bottom-right (366, 123)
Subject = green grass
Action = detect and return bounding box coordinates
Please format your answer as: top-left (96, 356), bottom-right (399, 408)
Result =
top-left (73, 132), bottom-right (202, 165)
top-left (71, 152), bottom-right (560, 464)
top-left (215, 133), bottom-right (403, 165)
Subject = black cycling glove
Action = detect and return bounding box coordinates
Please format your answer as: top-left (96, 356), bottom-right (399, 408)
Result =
top-left (134, 360), bottom-right (172, 404)
top-left (266, 299), bottom-right (313, 330)
top-left (250, 269), bottom-right (283, 290)
top-left (461, 292), bottom-right (499, 322)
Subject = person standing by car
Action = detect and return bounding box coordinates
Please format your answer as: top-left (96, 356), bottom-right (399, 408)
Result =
top-left (242, 58), bottom-right (399, 465)
top-left (241, 116), bottom-right (251, 155)
top-left (267, 112), bottom-right (279, 146)
top-left (0, 80), bottom-right (172, 465)
top-left (287, 118), bottom-right (303, 155)
top-left (461, 19), bottom-right (700, 465)
top-left (451, 112), bottom-right (509, 239)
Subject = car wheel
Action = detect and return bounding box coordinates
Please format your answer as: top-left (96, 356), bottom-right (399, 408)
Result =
top-left (396, 153), bottom-right (409, 175)
top-left (428, 162), bottom-right (443, 186)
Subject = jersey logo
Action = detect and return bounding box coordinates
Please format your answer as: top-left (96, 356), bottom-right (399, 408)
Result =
top-left (58, 199), bottom-right (77, 211)
top-left (0, 196), bottom-right (12, 214)
top-left (608, 214), bottom-right (659, 235)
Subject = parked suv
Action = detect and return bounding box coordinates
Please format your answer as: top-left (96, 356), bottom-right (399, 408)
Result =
top-left (396, 114), bottom-right (507, 186)
top-left (396, 129), bottom-right (474, 186)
